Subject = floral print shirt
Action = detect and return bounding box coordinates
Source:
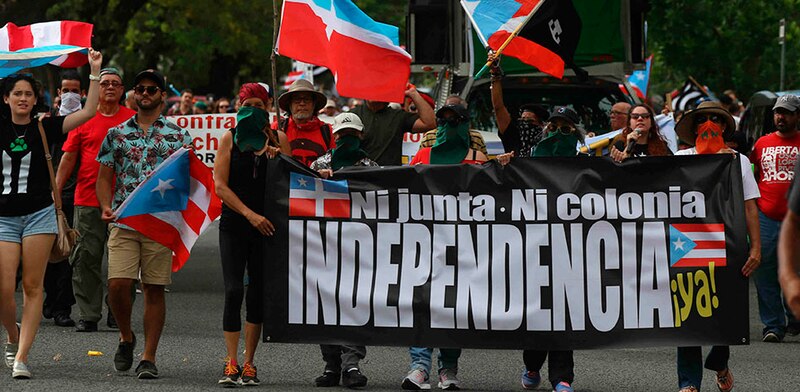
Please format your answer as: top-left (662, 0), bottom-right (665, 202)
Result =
top-left (96, 115), bottom-right (191, 210)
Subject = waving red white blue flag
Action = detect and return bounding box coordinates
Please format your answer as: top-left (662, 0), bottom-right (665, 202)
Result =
top-left (115, 148), bottom-right (222, 272)
top-left (0, 21), bottom-right (93, 78)
top-left (461, 0), bottom-right (581, 78)
top-left (277, 0), bottom-right (411, 102)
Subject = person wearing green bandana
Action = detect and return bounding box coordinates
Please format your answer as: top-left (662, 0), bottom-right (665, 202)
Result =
top-left (410, 104), bottom-right (489, 165)
top-left (213, 82), bottom-right (289, 387)
top-left (311, 112), bottom-right (377, 179)
top-left (531, 106), bottom-right (586, 158)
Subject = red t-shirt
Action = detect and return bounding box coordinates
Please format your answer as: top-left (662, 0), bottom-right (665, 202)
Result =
top-left (409, 147), bottom-right (486, 165)
top-left (62, 106), bottom-right (137, 207)
top-left (284, 118), bottom-right (335, 167)
top-left (750, 131), bottom-right (800, 220)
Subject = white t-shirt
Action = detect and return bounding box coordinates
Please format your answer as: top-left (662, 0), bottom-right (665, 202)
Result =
top-left (675, 148), bottom-right (760, 201)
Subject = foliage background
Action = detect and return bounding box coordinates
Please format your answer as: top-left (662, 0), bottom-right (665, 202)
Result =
top-left (1, 0), bottom-right (798, 103)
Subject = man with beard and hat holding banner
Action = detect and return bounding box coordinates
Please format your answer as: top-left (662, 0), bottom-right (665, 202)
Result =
top-left (672, 101), bottom-right (761, 392)
top-left (278, 79), bottom-right (334, 167)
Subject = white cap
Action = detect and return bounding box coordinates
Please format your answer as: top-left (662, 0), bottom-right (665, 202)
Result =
top-left (332, 112), bottom-right (364, 133)
top-left (325, 99), bottom-right (337, 109)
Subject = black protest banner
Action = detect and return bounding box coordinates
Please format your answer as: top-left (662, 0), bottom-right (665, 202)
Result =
top-left (262, 155), bottom-right (749, 350)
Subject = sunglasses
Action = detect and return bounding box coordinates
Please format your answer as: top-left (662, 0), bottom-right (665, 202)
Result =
top-left (630, 113), bottom-right (651, 120)
top-left (437, 117), bottom-right (468, 126)
top-left (694, 114), bottom-right (722, 124)
top-left (99, 81), bottom-right (123, 88)
top-left (134, 85), bottom-right (161, 95)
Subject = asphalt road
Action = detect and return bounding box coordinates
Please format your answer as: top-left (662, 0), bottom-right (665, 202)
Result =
top-left (1, 221), bottom-right (799, 391)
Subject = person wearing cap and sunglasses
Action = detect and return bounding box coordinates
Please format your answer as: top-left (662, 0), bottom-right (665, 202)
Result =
top-left (750, 94), bottom-right (800, 343)
top-left (96, 69), bottom-right (193, 380)
top-left (305, 112), bottom-right (374, 389)
top-left (410, 104), bottom-right (488, 166)
top-left (56, 67), bottom-right (136, 334)
top-left (0, 49), bottom-right (103, 379)
top-left (672, 101), bottom-right (761, 392)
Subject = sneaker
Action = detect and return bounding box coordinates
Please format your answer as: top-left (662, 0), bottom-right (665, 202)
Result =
top-left (438, 368), bottom-right (460, 390)
top-left (402, 368), bottom-right (431, 390)
top-left (218, 358), bottom-right (241, 387)
top-left (679, 387), bottom-right (698, 392)
top-left (11, 360), bottom-right (31, 379)
top-left (241, 362), bottom-right (260, 386)
top-left (787, 322), bottom-right (800, 337)
top-left (762, 331), bottom-right (782, 343)
top-left (715, 368), bottom-right (733, 392)
top-left (75, 319), bottom-right (98, 332)
top-left (114, 333), bottom-right (136, 372)
top-left (4, 343), bottom-right (18, 368)
top-left (553, 381), bottom-right (574, 392)
top-left (521, 370), bottom-right (541, 389)
top-left (136, 360), bottom-right (159, 379)
top-left (315, 370), bottom-right (340, 387)
top-left (342, 368), bottom-right (368, 388)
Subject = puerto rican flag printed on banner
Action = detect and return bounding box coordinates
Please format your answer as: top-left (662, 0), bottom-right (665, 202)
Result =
top-left (461, 0), bottom-right (581, 79)
top-left (115, 148), bottom-right (222, 272)
top-left (277, 0), bottom-right (411, 103)
top-left (669, 224), bottom-right (727, 267)
top-left (289, 172), bottom-right (350, 218)
top-left (0, 21), bottom-right (93, 78)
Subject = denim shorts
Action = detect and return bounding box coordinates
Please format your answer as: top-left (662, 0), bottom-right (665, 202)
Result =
top-left (0, 205), bottom-right (58, 243)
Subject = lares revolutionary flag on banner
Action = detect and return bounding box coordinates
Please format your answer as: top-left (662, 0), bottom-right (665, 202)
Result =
top-left (289, 172), bottom-right (350, 218)
top-left (0, 21), bottom-right (93, 78)
top-left (115, 148), bottom-right (222, 272)
top-left (277, 0), bottom-right (411, 102)
top-left (461, 0), bottom-right (581, 78)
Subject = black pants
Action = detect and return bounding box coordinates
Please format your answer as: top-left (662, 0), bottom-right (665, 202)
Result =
top-left (43, 198), bottom-right (76, 317)
top-left (523, 349), bottom-right (574, 388)
top-left (219, 228), bottom-right (264, 332)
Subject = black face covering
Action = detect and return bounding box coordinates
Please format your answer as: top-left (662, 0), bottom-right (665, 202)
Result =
top-left (517, 120), bottom-right (543, 157)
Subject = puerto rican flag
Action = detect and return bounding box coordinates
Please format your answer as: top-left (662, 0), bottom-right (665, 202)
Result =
top-left (461, 0), bottom-right (581, 79)
top-left (277, 0), bottom-right (411, 102)
top-left (289, 172), bottom-right (350, 218)
top-left (115, 148), bottom-right (222, 272)
top-left (0, 21), bottom-right (93, 78)
top-left (627, 55), bottom-right (653, 99)
top-left (669, 224), bottom-right (727, 268)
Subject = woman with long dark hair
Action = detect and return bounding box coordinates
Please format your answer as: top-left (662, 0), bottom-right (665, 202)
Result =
top-left (0, 49), bottom-right (103, 379)
top-left (609, 104), bottom-right (672, 161)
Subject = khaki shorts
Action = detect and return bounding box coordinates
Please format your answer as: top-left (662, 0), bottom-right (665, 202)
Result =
top-left (107, 226), bottom-right (172, 285)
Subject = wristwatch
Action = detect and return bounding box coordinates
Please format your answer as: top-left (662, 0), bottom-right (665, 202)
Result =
top-left (89, 74), bottom-right (101, 81)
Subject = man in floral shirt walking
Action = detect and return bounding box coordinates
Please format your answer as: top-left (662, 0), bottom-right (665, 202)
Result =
top-left (96, 69), bottom-right (191, 380)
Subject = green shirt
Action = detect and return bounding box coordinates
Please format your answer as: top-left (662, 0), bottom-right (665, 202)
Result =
top-left (352, 105), bottom-right (418, 166)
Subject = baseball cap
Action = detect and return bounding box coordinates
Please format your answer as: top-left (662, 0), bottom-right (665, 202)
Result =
top-left (435, 104), bottom-right (469, 120)
top-left (133, 69), bottom-right (166, 91)
top-left (774, 94), bottom-right (800, 112)
top-left (549, 106), bottom-right (580, 125)
top-left (325, 99), bottom-right (337, 109)
top-left (332, 112), bottom-right (364, 133)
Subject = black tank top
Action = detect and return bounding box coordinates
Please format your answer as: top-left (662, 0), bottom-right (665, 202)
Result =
top-left (219, 128), bottom-right (268, 232)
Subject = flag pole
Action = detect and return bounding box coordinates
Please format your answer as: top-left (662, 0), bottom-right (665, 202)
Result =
top-left (473, 0), bottom-right (547, 80)
top-left (270, 0), bottom-right (282, 144)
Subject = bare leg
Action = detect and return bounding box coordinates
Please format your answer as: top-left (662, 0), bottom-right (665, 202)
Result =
top-left (243, 322), bottom-right (262, 364)
top-left (224, 331), bottom-right (240, 364)
top-left (141, 283), bottom-right (165, 363)
top-left (108, 278), bottom-right (134, 343)
top-left (16, 234), bottom-right (55, 363)
top-left (0, 241), bottom-right (21, 345)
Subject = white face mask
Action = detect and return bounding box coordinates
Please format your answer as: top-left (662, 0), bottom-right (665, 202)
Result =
top-left (59, 92), bottom-right (82, 116)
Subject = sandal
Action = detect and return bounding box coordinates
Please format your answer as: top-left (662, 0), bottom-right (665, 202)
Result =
top-left (715, 368), bottom-right (734, 392)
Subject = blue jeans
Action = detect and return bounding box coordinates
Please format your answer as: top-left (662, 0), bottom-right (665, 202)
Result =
top-left (676, 346), bottom-right (728, 389)
top-left (408, 347), bottom-right (461, 375)
top-left (754, 211), bottom-right (797, 338)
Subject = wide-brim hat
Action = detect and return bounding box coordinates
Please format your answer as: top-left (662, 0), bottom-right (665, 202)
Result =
top-left (278, 79), bottom-right (327, 113)
top-left (675, 101), bottom-right (736, 146)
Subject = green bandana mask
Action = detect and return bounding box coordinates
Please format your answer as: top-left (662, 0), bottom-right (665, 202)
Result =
top-left (234, 106), bottom-right (268, 152)
top-left (532, 130), bottom-right (579, 157)
top-left (430, 122), bottom-right (470, 164)
top-left (331, 134), bottom-right (367, 171)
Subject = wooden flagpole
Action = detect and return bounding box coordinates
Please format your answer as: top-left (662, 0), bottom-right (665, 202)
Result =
top-left (474, 0), bottom-right (547, 80)
top-left (271, 0), bottom-right (282, 123)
